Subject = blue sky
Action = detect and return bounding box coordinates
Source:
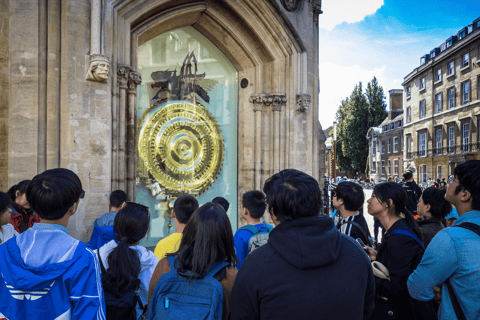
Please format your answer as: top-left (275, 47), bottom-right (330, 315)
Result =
top-left (319, 0), bottom-right (480, 129)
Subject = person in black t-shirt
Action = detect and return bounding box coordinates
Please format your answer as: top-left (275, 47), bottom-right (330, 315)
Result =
top-left (333, 181), bottom-right (371, 246)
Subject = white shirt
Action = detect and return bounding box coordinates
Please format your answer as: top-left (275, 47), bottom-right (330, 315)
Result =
top-left (0, 224), bottom-right (19, 244)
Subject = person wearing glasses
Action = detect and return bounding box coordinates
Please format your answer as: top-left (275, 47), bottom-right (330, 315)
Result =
top-left (0, 168), bottom-right (106, 319)
top-left (95, 202), bottom-right (159, 319)
top-left (408, 160), bottom-right (480, 320)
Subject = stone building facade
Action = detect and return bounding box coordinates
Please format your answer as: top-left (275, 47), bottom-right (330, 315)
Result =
top-left (0, 0), bottom-right (323, 243)
top-left (402, 17), bottom-right (480, 184)
top-left (367, 90), bottom-right (404, 183)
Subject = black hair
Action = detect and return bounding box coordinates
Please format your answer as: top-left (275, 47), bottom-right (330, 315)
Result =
top-left (242, 190), bottom-right (267, 219)
top-left (26, 169), bottom-right (83, 220)
top-left (109, 190), bottom-right (127, 209)
top-left (454, 160), bottom-right (480, 210)
top-left (103, 203), bottom-right (150, 297)
top-left (421, 187), bottom-right (451, 219)
top-left (374, 182), bottom-right (423, 241)
top-left (171, 202), bottom-right (238, 281)
top-left (7, 180), bottom-right (31, 201)
top-left (263, 169), bottom-right (322, 223)
top-left (403, 172), bottom-right (413, 180)
top-left (335, 181), bottom-right (365, 211)
top-left (173, 195), bottom-right (199, 224)
top-left (0, 192), bottom-right (9, 217)
top-left (212, 197), bottom-right (230, 212)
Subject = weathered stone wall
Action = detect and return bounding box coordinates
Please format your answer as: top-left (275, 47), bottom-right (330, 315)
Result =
top-left (0, 0), bottom-right (9, 191)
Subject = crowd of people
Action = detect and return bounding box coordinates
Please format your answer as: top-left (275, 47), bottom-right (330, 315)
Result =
top-left (0, 160), bottom-right (478, 320)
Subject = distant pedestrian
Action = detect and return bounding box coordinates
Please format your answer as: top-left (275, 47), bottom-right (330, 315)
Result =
top-left (403, 171), bottom-right (422, 216)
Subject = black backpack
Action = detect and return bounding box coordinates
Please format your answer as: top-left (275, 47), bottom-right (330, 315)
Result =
top-left (97, 251), bottom-right (147, 320)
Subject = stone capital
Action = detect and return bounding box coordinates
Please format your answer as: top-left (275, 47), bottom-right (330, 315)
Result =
top-left (86, 54), bottom-right (111, 83)
top-left (127, 71), bottom-right (142, 93)
top-left (296, 94), bottom-right (311, 112)
top-left (249, 94), bottom-right (267, 112)
top-left (270, 94), bottom-right (287, 111)
top-left (117, 65), bottom-right (132, 89)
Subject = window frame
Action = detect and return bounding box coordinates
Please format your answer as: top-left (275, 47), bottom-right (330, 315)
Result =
top-left (448, 61), bottom-right (454, 75)
top-left (463, 122), bottom-right (470, 152)
top-left (420, 100), bottom-right (426, 118)
top-left (381, 141), bottom-right (385, 154)
top-left (419, 164), bottom-right (427, 183)
top-left (420, 77), bottom-right (426, 90)
top-left (436, 129), bottom-right (442, 155)
top-left (462, 52), bottom-right (469, 68)
top-left (419, 132), bottom-right (427, 157)
top-left (381, 160), bottom-right (385, 175)
top-left (394, 159), bottom-right (399, 175)
top-left (407, 86), bottom-right (411, 97)
top-left (435, 69), bottom-right (442, 82)
top-left (407, 107), bottom-right (411, 123)
top-left (462, 81), bottom-right (469, 105)
top-left (437, 165), bottom-right (442, 180)
top-left (448, 125), bottom-right (455, 153)
top-left (393, 136), bottom-right (398, 153)
top-left (388, 139), bottom-right (391, 153)
top-left (435, 93), bottom-right (442, 113)
top-left (448, 87), bottom-right (455, 109)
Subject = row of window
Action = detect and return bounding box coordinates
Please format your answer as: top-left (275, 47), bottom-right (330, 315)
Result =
top-left (407, 49), bottom-right (476, 98)
top-left (417, 164), bottom-right (443, 184)
top-left (406, 79), bottom-right (476, 123)
top-left (371, 159), bottom-right (400, 176)
top-left (406, 122), bottom-right (473, 155)
top-left (371, 136), bottom-right (401, 155)
top-left (382, 119), bottom-right (403, 132)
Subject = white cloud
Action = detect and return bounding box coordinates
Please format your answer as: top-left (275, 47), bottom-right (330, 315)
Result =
top-left (320, 0), bottom-right (384, 31)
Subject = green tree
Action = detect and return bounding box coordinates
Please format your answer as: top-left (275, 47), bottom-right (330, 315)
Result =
top-left (334, 77), bottom-right (387, 177)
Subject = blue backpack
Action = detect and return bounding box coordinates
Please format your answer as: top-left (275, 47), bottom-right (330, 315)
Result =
top-left (240, 224), bottom-right (273, 254)
top-left (148, 255), bottom-right (230, 320)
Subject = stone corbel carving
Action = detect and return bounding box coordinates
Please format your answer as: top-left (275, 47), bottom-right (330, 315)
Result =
top-left (271, 94), bottom-right (287, 111)
top-left (86, 54), bottom-right (111, 83)
top-left (282, 0), bottom-right (302, 12)
top-left (128, 71), bottom-right (142, 92)
top-left (117, 65), bottom-right (131, 89)
top-left (296, 94), bottom-right (311, 112)
top-left (307, 0), bottom-right (323, 24)
top-left (250, 94), bottom-right (267, 112)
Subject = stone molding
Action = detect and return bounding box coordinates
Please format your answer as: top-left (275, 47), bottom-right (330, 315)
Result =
top-left (117, 65), bottom-right (132, 89)
top-left (296, 93), bottom-right (311, 112)
top-left (86, 54), bottom-right (111, 83)
top-left (271, 94), bottom-right (287, 111)
top-left (250, 94), bottom-right (267, 112)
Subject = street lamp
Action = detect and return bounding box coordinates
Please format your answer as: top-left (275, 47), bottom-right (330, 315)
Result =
top-left (333, 121), bottom-right (337, 182)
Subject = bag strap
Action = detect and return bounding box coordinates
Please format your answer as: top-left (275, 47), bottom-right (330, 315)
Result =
top-left (453, 222), bottom-right (480, 237)
top-left (390, 229), bottom-right (425, 250)
top-left (167, 255), bottom-right (177, 271)
top-left (240, 224), bottom-right (261, 235)
top-left (97, 250), bottom-right (107, 274)
top-left (205, 261), bottom-right (231, 278)
top-left (135, 291), bottom-right (148, 315)
top-left (342, 220), bottom-right (372, 247)
top-left (446, 278), bottom-right (466, 320)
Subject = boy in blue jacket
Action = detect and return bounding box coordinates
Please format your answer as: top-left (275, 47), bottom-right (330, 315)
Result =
top-left (0, 168), bottom-right (106, 319)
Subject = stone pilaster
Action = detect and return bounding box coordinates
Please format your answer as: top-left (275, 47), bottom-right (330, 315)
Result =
top-left (126, 71), bottom-right (142, 201)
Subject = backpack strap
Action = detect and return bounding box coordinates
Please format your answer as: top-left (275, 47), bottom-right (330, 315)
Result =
top-left (240, 224), bottom-right (261, 235)
top-left (390, 229), bottom-right (425, 250)
top-left (446, 278), bottom-right (466, 320)
top-left (204, 261), bottom-right (231, 278)
top-left (167, 255), bottom-right (177, 271)
top-left (453, 222), bottom-right (480, 237)
top-left (342, 220), bottom-right (372, 246)
top-left (97, 250), bottom-right (107, 274)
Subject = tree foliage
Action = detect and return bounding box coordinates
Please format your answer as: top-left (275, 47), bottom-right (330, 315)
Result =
top-left (334, 77), bottom-right (387, 177)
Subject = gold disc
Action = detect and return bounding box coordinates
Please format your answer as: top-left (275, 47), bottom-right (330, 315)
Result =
top-left (138, 101), bottom-right (224, 195)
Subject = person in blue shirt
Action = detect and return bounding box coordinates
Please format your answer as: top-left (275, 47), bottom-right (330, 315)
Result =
top-left (233, 190), bottom-right (272, 269)
top-left (0, 168), bottom-right (106, 319)
top-left (88, 190), bottom-right (127, 249)
top-left (408, 160), bottom-right (480, 319)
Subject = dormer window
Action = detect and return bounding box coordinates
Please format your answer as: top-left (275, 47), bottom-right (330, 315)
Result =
top-left (458, 30), bottom-right (466, 40)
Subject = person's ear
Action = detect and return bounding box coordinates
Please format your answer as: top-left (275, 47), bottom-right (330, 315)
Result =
top-left (269, 207), bottom-right (281, 226)
top-left (15, 190), bottom-right (20, 198)
top-left (68, 202), bottom-right (78, 216)
top-left (244, 207), bottom-right (251, 217)
top-left (425, 203), bottom-right (431, 213)
top-left (336, 197), bottom-right (344, 206)
top-left (459, 188), bottom-right (472, 203)
top-left (171, 209), bottom-right (176, 219)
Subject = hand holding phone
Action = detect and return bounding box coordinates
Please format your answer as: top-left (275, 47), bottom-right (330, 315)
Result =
top-left (356, 238), bottom-right (377, 261)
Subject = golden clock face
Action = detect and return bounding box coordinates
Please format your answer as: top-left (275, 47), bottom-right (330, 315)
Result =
top-left (138, 101), bottom-right (224, 195)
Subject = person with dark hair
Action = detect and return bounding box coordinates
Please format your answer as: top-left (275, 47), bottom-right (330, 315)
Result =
top-left (153, 194), bottom-right (199, 259)
top-left (333, 181), bottom-right (371, 246)
top-left (0, 192), bottom-right (19, 244)
top-left (88, 189), bottom-right (128, 249)
top-left (408, 160), bottom-right (480, 319)
top-left (148, 202), bottom-right (238, 320)
top-left (403, 170), bottom-right (422, 216)
top-left (213, 196), bottom-right (230, 213)
top-left (234, 190), bottom-right (272, 269)
top-left (0, 168), bottom-right (105, 319)
top-left (231, 169), bottom-right (375, 320)
top-left (366, 182), bottom-right (435, 319)
top-left (95, 202), bottom-right (158, 318)
top-left (416, 187), bottom-right (451, 247)
top-left (8, 180), bottom-right (41, 233)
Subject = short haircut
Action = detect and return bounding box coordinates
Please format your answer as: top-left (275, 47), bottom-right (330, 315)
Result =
top-left (0, 192), bottom-right (9, 216)
top-left (242, 191), bottom-right (266, 219)
top-left (454, 160), bottom-right (480, 210)
top-left (26, 168), bottom-right (83, 220)
top-left (110, 190), bottom-right (127, 208)
top-left (174, 194), bottom-right (199, 224)
top-left (335, 181), bottom-right (365, 211)
top-left (263, 169), bottom-right (322, 223)
top-left (212, 197), bottom-right (229, 212)
top-left (403, 171), bottom-right (413, 180)
top-left (421, 187), bottom-right (452, 219)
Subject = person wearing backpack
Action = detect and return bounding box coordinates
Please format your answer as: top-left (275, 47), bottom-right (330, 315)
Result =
top-left (408, 160), bottom-right (480, 320)
top-left (365, 182), bottom-right (436, 320)
top-left (333, 181), bottom-right (372, 247)
top-left (0, 168), bottom-right (106, 319)
top-left (403, 170), bottom-right (422, 216)
top-left (234, 190), bottom-right (272, 270)
top-left (148, 202), bottom-right (238, 320)
top-left (95, 202), bottom-right (159, 319)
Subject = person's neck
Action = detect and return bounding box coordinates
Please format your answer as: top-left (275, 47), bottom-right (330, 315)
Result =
top-left (109, 207), bottom-right (121, 212)
top-left (339, 207), bottom-right (358, 219)
top-left (40, 215), bottom-right (69, 228)
top-left (174, 221), bottom-right (186, 233)
top-left (246, 218), bottom-right (261, 225)
top-left (378, 213), bottom-right (400, 232)
top-left (456, 203), bottom-right (473, 216)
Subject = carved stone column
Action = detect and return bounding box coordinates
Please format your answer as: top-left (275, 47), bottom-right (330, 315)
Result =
top-left (271, 94), bottom-right (287, 173)
top-left (116, 66), bottom-right (131, 191)
top-left (250, 94), bottom-right (266, 190)
top-left (126, 71), bottom-right (142, 201)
